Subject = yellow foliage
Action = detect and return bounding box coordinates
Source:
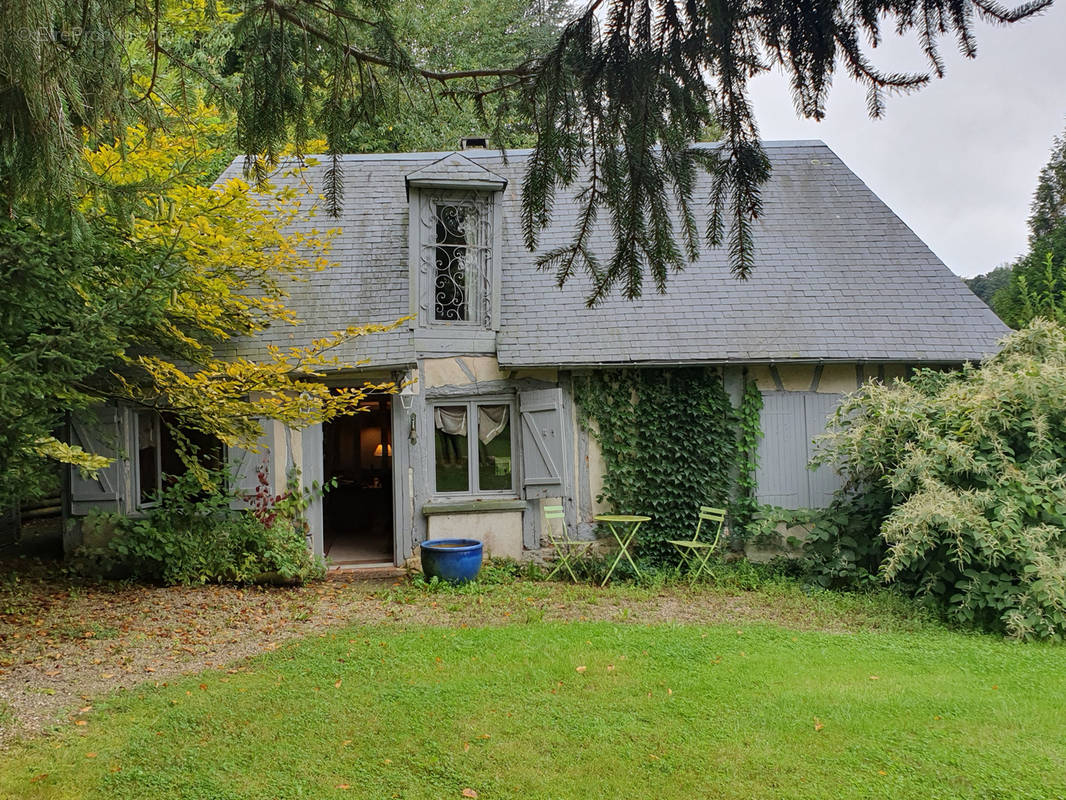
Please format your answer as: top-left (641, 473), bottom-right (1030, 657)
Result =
top-left (34, 437), bottom-right (114, 475)
top-left (79, 106), bottom-right (403, 452)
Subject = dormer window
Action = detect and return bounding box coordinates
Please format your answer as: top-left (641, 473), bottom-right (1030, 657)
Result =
top-left (406, 153), bottom-right (506, 335)
top-left (427, 195), bottom-right (490, 324)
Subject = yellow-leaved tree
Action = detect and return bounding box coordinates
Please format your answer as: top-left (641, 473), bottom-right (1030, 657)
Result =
top-left (69, 107), bottom-right (401, 478)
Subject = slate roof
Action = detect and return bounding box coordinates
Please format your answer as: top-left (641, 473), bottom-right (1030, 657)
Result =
top-left (218, 141), bottom-right (1007, 369)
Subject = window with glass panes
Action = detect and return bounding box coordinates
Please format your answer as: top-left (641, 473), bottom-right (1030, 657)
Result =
top-left (418, 192), bottom-right (492, 327)
top-left (432, 399), bottom-right (514, 495)
top-left (134, 411), bottom-right (225, 509)
top-left (136, 410), bottom-right (162, 507)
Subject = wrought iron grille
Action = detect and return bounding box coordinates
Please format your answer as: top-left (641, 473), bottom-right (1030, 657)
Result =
top-left (420, 193), bottom-right (492, 325)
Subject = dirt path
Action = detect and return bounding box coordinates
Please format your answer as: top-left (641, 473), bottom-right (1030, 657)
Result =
top-left (0, 560), bottom-right (914, 747)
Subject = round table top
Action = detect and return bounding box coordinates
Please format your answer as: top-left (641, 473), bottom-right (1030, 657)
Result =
top-left (593, 514), bottom-right (651, 523)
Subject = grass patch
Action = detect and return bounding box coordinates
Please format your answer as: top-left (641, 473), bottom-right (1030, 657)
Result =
top-left (380, 565), bottom-right (940, 635)
top-left (50, 622), bottom-right (120, 641)
top-left (1, 620), bottom-right (1063, 799)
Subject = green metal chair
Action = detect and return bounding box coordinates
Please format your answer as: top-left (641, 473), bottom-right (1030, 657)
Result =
top-left (543, 504), bottom-right (592, 582)
top-left (666, 506), bottom-right (726, 583)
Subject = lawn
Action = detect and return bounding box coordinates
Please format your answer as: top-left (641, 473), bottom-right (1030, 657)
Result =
top-left (1, 612), bottom-right (1064, 800)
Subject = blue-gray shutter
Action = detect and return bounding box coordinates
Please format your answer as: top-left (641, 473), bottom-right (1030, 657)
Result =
top-left (227, 422), bottom-right (275, 510)
top-left (755, 393), bottom-right (809, 508)
top-left (804, 393), bottom-right (844, 508)
top-left (518, 388), bottom-right (569, 499)
top-left (69, 405), bottom-right (124, 515)
top-left (300, 423), bottom-right (325, 559)
top-left (754, 391), bottom-right (844, 510)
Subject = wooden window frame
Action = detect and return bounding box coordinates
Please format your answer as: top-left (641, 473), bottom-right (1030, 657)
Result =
top-left (409, 188), bottom-right (502, 335)
top-left (429, 396), bottom-right (518, 499)
top-left (133, 410), bottom-right (163, 510)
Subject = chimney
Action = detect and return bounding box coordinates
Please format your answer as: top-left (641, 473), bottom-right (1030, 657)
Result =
top-left (459, 136), bottom-right (489, 150)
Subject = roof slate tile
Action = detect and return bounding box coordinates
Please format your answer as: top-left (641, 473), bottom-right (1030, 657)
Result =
top-left (218, 141), bottom-right (1007, 368)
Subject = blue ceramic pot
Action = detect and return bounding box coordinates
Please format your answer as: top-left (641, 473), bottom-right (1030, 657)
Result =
top-left (419, 538), bottom-right (484, 583)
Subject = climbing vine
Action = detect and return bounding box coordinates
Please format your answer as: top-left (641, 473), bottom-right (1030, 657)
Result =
top-left (730, 379), bottom-right (763, 545)
top-left (575, 368), bottom-right (738, 564)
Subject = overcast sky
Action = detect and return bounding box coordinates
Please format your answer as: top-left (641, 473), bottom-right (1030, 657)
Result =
top-left (746, 2), bottom-right (1066, 278)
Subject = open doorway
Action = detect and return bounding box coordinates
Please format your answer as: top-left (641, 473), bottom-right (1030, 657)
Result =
top-left (322, 394), bottom-right (394, 565)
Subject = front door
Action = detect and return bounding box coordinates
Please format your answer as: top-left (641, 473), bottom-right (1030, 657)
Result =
top-left (322, 394), bottom-right (395, 566)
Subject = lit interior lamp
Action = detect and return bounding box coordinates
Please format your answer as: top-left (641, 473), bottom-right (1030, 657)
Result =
top-left (373, 443), bottom-right (392, 457)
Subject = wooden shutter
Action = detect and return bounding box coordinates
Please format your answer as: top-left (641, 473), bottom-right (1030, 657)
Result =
top-left (755, 393), bottom-right (810, 508)
top-left (69, 405), bottom-right (123, 515)
top-left (227, 423), bottom-right (274, 511)
top-left (754, 391), bottom-right (844, 510)
top-left (804, 393), bottom-right (844, 508)
top-left (518, 388), bottom-right (568, 499)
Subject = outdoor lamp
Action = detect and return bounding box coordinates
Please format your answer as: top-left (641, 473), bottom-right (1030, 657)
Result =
top-left (398, 375), bottom-right (417, 412)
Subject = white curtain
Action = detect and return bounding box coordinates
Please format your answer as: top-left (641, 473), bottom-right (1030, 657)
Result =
top-left (434, 406), bottom-right (467, 437)
top-left (434, 405), bottom-right (508, 445)
top-left (477, 406), bottom-right (508, 445)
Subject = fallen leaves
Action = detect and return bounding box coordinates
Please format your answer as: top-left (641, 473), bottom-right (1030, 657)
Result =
top-left (462, 789), bottom-right (479, 798)
top-left (575, 665), bottom-right (587, 673)
top-left (813, 717), bottom-right (825, 732)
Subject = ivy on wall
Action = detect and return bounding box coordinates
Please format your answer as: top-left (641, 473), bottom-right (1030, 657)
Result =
top-left (575, 368), bottom-right (738, 564)
top-left (731, 379), bottom-right (764, 545)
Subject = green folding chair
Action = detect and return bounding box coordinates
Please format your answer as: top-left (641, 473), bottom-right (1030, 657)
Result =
top-left (666, 506), bottom-right (726, 583)
top-left (543, 504), bottom-right (592, 582)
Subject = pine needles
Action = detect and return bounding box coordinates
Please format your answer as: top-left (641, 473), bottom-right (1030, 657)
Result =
top-left (0, 0), bottom-right (1052, 300)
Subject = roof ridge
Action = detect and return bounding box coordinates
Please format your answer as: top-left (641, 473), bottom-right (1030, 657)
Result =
top-left (220, 139), bottom-right (833, 172)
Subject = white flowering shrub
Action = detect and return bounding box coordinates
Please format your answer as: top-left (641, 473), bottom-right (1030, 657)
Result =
top-left (817, 320), bottom-right (1066, 639)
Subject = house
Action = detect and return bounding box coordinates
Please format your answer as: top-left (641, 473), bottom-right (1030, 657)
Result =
top-left (65, 141), bottom-right (1008, 566)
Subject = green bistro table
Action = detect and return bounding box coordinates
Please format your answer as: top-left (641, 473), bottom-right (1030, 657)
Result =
top-left (594, 514), bottom-right (651, 585)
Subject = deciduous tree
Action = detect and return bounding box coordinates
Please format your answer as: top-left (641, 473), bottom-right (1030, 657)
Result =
top-left (0, 110), bottom-right (393, 506)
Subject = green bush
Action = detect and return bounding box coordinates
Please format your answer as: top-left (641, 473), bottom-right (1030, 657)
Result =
top-left (815, 320), bottom-right (1066, 639)
top-left (795, 496), bottom-right (891, 591)
top-left (78, 467), bottom-right (324, 585)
